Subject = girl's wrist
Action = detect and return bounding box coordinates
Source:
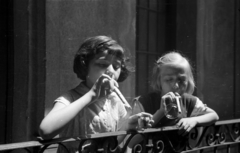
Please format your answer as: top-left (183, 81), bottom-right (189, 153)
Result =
top-left (87, 90), bottom-right (97, 100)
top-left (158, 107), bottom-right (164, 113)
top-left (90, 89), bottom-right (96, 95)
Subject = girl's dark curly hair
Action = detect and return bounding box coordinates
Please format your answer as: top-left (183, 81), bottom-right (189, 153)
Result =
top-left (73, 35), bottom-right (130, 82)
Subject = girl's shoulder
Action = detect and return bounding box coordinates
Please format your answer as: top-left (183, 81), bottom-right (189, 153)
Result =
top-left (180, 93), bottom-right (200, 117)
top-left (54, 88), bottom-right (83, 105)
top-left (181, 93), bottom-right (198, 103)
top-left (138, 92), bottom-right (161, 102)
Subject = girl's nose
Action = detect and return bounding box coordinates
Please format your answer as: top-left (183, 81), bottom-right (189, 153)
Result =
top-left (107, 64), bottom-right (114, 72)
top-left (105, 65), bottom-right (114, 78)
top-left (172, 81), bottom-right (179, 90)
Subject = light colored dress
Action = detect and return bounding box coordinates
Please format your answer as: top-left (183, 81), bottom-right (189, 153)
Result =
top-left (54, 82), bottom-right (127, 153)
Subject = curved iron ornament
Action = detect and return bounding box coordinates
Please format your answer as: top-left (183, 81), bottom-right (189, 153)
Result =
top-left (229, 122), bottom-right (240, 142)
top-left (123, 130), bottom-right (167, 153)
top-left (78, 136), bottom-right (120, 153)
top-left (120, 132), bottom-right (148, 153)
top-left (153, 140), bottom-right (164, 153)
top-left (184, 120), bottom-right (240, 152)
top-left (102, 137), bottom-right (119, 153)
top-left (78, 139), bottom-right (98, 153)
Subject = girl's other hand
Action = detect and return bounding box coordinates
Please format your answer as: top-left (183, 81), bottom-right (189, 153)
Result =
top-left (176, 118), bottom-right (198, 136)
top-left (161, 92), bottom-right (181, 118)
top-left (128, 112), bottom-right (154, 130)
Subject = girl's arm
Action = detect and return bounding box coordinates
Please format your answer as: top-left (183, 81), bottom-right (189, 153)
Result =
top-left (152, 98), bottom-right (165, 127)
top-left (152, 108), bottom-right (165, 127)
top-left (39, 74), bottom-right (117, 139)
top-left (39, 90), bottom-right (96, 139)
top-left (177, 107), bottom-right (219, 134)
top-left (191, 107), bottom-right (219, 126)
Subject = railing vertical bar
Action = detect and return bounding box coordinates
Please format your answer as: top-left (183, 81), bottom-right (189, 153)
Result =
top-left (214, 147), bottom-right (217, 153)
top-left (227, 145), bottom-right (230, 153)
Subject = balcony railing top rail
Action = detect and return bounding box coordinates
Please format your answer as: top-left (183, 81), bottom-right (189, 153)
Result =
top-left (0, 126), bottom-right (179, 151)
top-left (0, 119), bottom-right (240, 153)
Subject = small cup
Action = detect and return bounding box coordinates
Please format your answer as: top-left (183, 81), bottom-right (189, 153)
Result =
top-left (137, 116), bottom-right (150, 130)
top-left (162, 93), bottom-right (181, 119)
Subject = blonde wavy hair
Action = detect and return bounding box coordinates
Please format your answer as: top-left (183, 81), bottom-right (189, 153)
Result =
top-left (150, 51), bottom-right (195, 94)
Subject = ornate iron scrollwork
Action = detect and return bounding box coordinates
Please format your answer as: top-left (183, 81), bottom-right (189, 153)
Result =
top-left (1, 119), bottom-right (240, 153)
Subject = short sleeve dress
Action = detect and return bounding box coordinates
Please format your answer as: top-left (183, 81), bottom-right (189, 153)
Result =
top-left (133, 92), bottom-right (207, 153)
top-left (54, 82), bottom-right (127, 153)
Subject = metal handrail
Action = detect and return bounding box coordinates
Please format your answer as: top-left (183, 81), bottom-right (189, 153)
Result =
top-left (0, 126), bottom-right (178, 151)
top-left (0, 119), bottom-right (239, 153)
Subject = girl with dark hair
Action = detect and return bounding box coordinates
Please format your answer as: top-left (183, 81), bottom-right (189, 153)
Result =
top-left (39, 35), bottom-right (153, 153)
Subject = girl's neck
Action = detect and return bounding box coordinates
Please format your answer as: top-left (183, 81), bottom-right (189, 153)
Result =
top-left (85, 79), bottom-right (94, 89)
top-left (82, 81), bottom-right (91, 89)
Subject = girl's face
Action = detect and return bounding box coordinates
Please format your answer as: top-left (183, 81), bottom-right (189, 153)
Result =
top-left (160, 65), bottom-right (188, 96)
top-left (86, 50), bottom-right (122, 88)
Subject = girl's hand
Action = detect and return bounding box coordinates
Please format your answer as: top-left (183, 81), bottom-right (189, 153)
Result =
top-left (176, 118), bottom-right (198, 136)
top-left (127, 112), bottom-right (154, 130)
top-left (161, 92), bottom-right (176, 111)
top-left (90, 74), bottom-right (119, 100)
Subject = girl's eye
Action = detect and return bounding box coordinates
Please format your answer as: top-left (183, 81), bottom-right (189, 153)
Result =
top-left (95, 60), bottom-right (121, 70)
top-left (113, 64), bottom-right (121, 70)
top-left (165, 78), bottom-right (173, 82)
top-left (96, 63), bottom-right (108, 68)
top-left (179, 78), bottom-right (187, 84)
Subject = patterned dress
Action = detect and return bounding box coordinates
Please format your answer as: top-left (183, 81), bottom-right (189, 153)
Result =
top-left (54, 82), bottom-right (127, 153)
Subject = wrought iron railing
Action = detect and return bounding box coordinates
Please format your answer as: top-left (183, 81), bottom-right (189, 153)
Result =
top-left (0, 119), bottom-right (239, 153)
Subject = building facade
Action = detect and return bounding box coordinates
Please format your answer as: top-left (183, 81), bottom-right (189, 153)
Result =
top-left (0, 0), bottom-right (240, 148)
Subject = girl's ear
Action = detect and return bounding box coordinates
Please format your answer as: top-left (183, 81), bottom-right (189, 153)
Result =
top-left (80, 59), bottom-right (88, 80)
top-left (81, 60), bottom-right (86, 66)
top-left (73, 55), bottom-right (88, 80)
